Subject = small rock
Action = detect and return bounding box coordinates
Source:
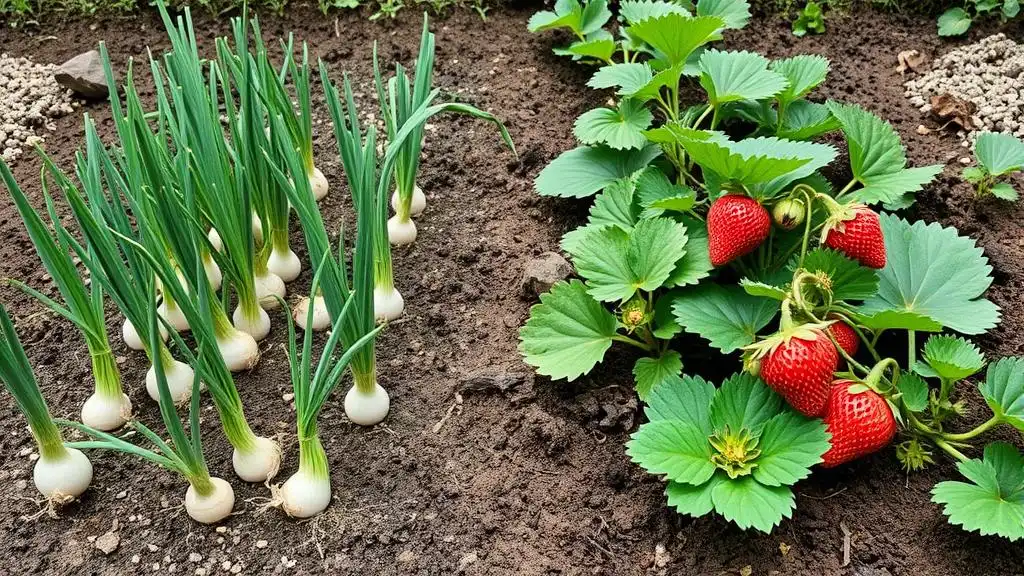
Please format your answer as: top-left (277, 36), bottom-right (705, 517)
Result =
top-left (519, 252), bottom-right (572, 298)
top-left (54, 50), bottom-right (109, 99)
top-left (95, 531), bottom-right (120, 555)
top-left (654, 543), bottom-right (670, 568)
top-left (397, 550), bottom-right (418, 563)
top-left (457, 552), bottom-right (479, 572)
top-left (255, 540), bottom-right (268, 549)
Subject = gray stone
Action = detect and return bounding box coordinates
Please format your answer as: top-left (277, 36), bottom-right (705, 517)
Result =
top-left (94, 531), bottom-right (120, 555)
top-left (54, 50), bottom-right (108, 99)
top-left (520, 252), bottom-right (572, 297)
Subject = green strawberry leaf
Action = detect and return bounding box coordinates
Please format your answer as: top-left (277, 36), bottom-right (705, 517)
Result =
top-left (580, 0), bottom-right (613, 34)
top-left (665, 220), bottom-right (713, 288)
top-left (827, 101), bottom-right (943, 208)
top-left (752, 411), bottom-right (830, 487)
top-left (709, 372), bottom-right (783, 434)
top-left (771, 55), bottom-right (829, 106)
top-left (991, 182), bottom-right (1019, 201)
top-left (571, 217), bottom-right (689, 302)
top-left (710, 476), bottom-right (795, 533)
top-left (933, 443), bottom-right (1024, 541)
top-left (665, 476), bottom-right (722, 518)
top-left (673, 285), bottom-right (778, 353)
top-left (574, 99), bottom-right (654, 150)
top-left (679, 136), bottom-right (826, 187)
top-left (937, 7), bottom-right (973, 36)
top-left (739, 278), bottom-right (788, 301)
top-left (652, 289), bottom-right (684, 339)
top-left (777, 101), bottom-right (841, 141)
top-left (528, 0), bottom-right (585, 34)
top-left (852, 309), bottom-right (944, 332)
top-left (858, 214), bottom-right (1000, 335)
top-left (589, 62), bottom-right (655, 95)
top-left (975, 131), bottom-right (1024, 177)
top-left (789, 248), bottom-right (879, 302)
top-left (980, 357), bottom-right (1024, 432)
top-left (696, 0), bottom-right (751, 30)
top-left (636, 167), bottom-right (696, 218)
top-left (699, 50), bottom-right (789, 106)
top-left (518, 280), bottom-right (619, 381)
top-left (962, 166), bottom-right (987, 184)
top-left (645, 373), bottom-right (716, 434)
top-left (1005, 0), bottom-right (1021, 19)
top-left (589, 179), bottom-right (640, 231)
top-left (554, 37), bottom-right (618, 63)
top-left (619, 0), bottom-right (690, 24)
top-left (897, 372), bottom-right (930, 412)
top-left (560, 223), bottom-right (605, 254)
top-left (628, 14), bottom-right (724, 67)
top-left (536, 144), bottom-right (661, 198)
top-left (626, 420), bottom-right (716, 484)
top-left (633, 351), bottom-right (683, 400)
top-left (922, 335), bottom-right (986, 381)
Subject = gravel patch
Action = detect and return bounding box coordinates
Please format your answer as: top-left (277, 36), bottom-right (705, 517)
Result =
top-left (0, 53), bottom-right (78, 163)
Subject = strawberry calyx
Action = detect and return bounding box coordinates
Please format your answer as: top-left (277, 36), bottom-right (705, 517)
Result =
top-left (743, 299), bottom-right (834, 360)
top-left (709, 426), bottom-right (761, 479)
top-left (815, 193), bottom-right (863, 243)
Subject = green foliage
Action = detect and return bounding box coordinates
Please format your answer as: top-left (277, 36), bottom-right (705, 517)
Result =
top-left (628, 373), bottom-right (829, 532)
top-left (938, 0), bottom-right (1019, 36)
top-left (792, 1), bottom-right (825, 36)
top-left (933, 443), bottom-right (1024, 540)
top-left (964, 132), bottom-right (1024, 201)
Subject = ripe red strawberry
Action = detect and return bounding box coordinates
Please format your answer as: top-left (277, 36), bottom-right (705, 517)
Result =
top-left (760, 329), bottom-right (838, 417)
top-left (823, 205), bottom-right (886, 269)
top-left (707, 194), bottom-right (771, 266)
top-left (821, 380), bottom-right (897, 468)
top-left (827, 320), bottom-right (860, 358)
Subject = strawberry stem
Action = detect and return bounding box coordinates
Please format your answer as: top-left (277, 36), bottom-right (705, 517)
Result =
top-left (941, 415), bottom-right (1002, 442)
top-left (864, 358), bottom-right (900, 394)
top-left (612, 333), bottom-right (656, 352)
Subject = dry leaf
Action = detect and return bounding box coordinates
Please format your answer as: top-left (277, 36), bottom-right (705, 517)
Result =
top-left (930, 93), bottom-right (977, 131)
top-left (779, 542), bottom-right (791, 557)
top-left (896, 49), bottom-right (926, 74)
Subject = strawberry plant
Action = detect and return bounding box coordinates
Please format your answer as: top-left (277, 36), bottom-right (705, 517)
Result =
top-left (524, 0), bottom-right (1024, 540)
top-left (962, 131), bottom-right (1024, 201)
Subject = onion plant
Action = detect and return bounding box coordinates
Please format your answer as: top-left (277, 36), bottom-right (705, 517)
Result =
top-left (156, 4), bottom-right (284, 343)
top-left (0, 303), bottom-right (93, 502)
top-left (275, 263), bottom-right (382, 517)
top-left (1, 161), bottom-right (131, 431)
top-left (373, 16), bottom-right (435, 245)
top-left (39, 123), bottom-right (195, 405)
top-left (60, 301), bottom-right (236, 524)
top-left (273, 35), bottom-right (328, 202)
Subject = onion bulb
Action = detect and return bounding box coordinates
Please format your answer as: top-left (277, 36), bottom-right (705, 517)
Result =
top-left (145, 358), bottom-right (194, 403)
top-left (32, 447), bottom-right (92, 501)
top-left (344, 382), bottom-right (390, 426)
top-left (232, 436), bottom-right (281, 482)
top-left (80, 392), bottom-right (132, 431)
top-left (232, 305), bottom-right (271, 341)
top-left (280, 469), bottom-right (331, 518)
top-left (266, 247), bottom-right (301, 283)
top-left (255, 271), bottom-right (286, 310)
top-left (387, 215), bottom-right (417, 246)
top-left (293, 295), bottom-right (330, 332)
top-left (216, 329), bottom-right (260, 372)
top-left (391, 185), bottom-right (426, 217)
top-left (309, 167), bottom-right (329, 202)
top-left (373, 286), bottom-right (404, 322)
top-left (184, 477), bottom-right (235, 524)
top-left (122, 317), bottom-right (167, 351)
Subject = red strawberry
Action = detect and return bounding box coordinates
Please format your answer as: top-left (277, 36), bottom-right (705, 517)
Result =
top-left (827, 320), bottom-right (860, 358)
top-left (823, 205), bottom-right (886, 269)
top-left (821, 380), bottom-right (897, 468)
top-left (760, 329), bottom-right (838, 417)
top-left (707, 195), bottom-right (771, 266)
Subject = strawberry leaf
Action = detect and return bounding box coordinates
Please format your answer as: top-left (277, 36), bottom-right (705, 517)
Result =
top-left (619, 0), bottom-right (690, 24)
top-left (991, 182), bottom-right (1019, 202)
top-left (672, 285), bottom-right (778, 353)
top-left (771, 55), bottom-right (829, 106)
top-left (589, 179), bottom-right (640, 231)
top-left (536, 144), bottom-right (661, 198)
top-left (634, 351), bottom-right (684, 400)
top-left (626, 420), bottom-right (717, 484)
top-left (580, 0), bottom-right (613, 34)
top-left (518, 280), bottom-right (619, 381)
top-left (709, 476), bottom-right (795, 533)
top-left (696, 0), bottom-right (751, 30)
top-left (789, 248), bottom-right (879, 302)
top-left (937, 7), bottom-right (973, 36)
top-left (858, 214), bottom-right (1000, 335)
top-left (574, 99), bottom-right (654, 150)
top-left (975, 131), bottom-right (1024, 177)
top-left (570, 217), bottom-right (688, 302)
top-left (652, 289), bottom-right (684, 339)
top-left (636, 168), bottom-right (696, 218)
top-left (665, 220), bottom-right (713, 287)
top-left (897, 372), bottom-right (929, 412)
top-left (708, 372), bottom-right (782, 434)
top-left (589, 62), bottom-right (654, 95)
top-left (827, 101), bottom-right (943, 209)
top-left (980, 357), bottom-right (1024, 432)
top-left (922, 335), bottom-right (986, 381)
top-left (528, 0), bottom-right (586, 34)
top-left (680, 136), bottom-right (824, 186)
top-left (933, 443), bottom-right (1024, 541)
top-left (740, 279), bottom-right (788, 301)
top-left (777, 101), bottom-right (841, 141)
top-left (699, 50), bottom-right (789, 106)
top-left (554, 37), bottom-right (618, 63)
top-left (645, 373), bottom-right (716, 433)
top-left (628, 14), bottom-right (724, 67)
top-left (665, 476), bottom-right (722, 518)
top-left (752, 411), bottom-right (830, 487)
top-left (560, 223), bottom-right (605, 254)
top-left (852, 309), bottom-right (944, 332)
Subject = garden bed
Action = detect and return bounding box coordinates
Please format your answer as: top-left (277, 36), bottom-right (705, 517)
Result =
top-left (1, 5), bottom-right (1023, 575)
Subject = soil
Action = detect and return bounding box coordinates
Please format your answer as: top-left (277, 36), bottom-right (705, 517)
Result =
top-left (1, 4), bottom-right (1024, 575)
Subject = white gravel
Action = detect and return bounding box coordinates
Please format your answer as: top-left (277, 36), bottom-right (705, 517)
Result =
top-left (0, 53), bottom-right (77, 163)
top-left (904, 33), bottom-right (1024, 147)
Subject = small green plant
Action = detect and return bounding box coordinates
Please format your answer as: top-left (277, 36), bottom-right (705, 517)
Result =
top-left (962, 131), bottom-right (1024, 201)
top-left (938, 0), bottom-right (1019, 36)
top-left (792, 1), bottom-right (826, 36)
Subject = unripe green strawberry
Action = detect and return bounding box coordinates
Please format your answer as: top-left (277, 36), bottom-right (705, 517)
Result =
top-left (772, 197), bottom-right (805, 230)
top-left (760, 329), bottom-right (838, 417)
top-left (821, 380), bottom-right (897, 468)
top-left (823, 205), bottom-right (886, 269)
top-left (707, 195), bottom-right (771, 266)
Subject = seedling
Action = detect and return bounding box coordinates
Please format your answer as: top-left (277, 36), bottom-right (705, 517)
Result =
top-left (963, 131), bottom-right (1024, 201)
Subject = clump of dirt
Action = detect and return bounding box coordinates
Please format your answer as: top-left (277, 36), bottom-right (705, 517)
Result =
top-left (904, 33), bottom-right (1024, 144)
top-left (0, 53), bottom-right (78, 162)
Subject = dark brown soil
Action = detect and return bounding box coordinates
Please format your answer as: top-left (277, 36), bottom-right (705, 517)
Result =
top-left (1, 5), bottom-right (1024, 575)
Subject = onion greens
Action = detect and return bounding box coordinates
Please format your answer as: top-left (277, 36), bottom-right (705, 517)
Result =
top-left (0, 160), bottom-right (131, 431)
top-left (0, 302), bottom-right (93, 502)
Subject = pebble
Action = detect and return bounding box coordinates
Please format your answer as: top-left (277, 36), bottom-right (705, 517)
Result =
top-left (0, 53), bottom-right (76, 162)
top-left (255, 540), bottom-right (268, 549)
